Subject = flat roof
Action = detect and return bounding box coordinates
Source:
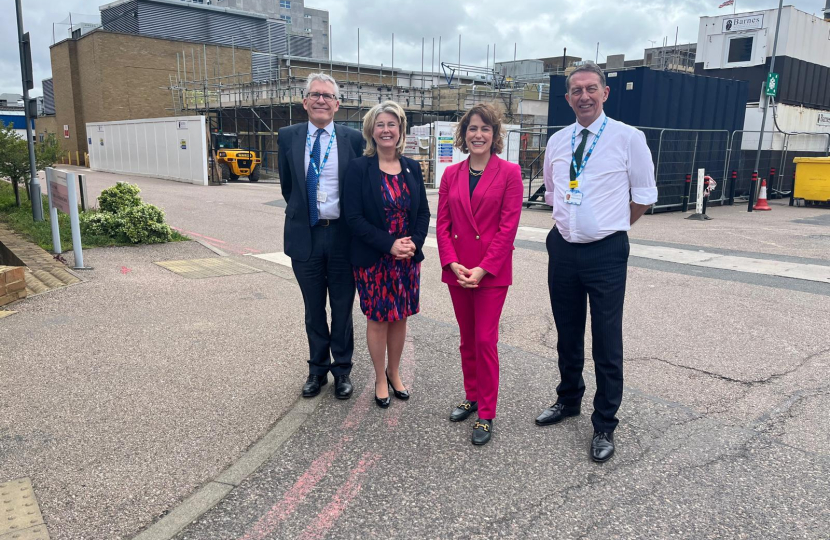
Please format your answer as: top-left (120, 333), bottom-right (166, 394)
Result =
top-left (99, 0), bottom-right (273, 21)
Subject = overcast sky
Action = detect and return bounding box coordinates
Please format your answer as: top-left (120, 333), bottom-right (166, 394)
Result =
top-left (1, 0), bottom-right (825, 97)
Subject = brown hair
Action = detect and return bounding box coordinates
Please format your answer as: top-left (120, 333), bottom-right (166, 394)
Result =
top-left (454, 103), bottom-right (504, 155)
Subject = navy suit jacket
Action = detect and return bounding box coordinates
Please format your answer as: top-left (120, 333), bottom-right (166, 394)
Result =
top-left (278, 122), bottom-right (364, 261)
top-left (343, 155), bottom-right (431, 268)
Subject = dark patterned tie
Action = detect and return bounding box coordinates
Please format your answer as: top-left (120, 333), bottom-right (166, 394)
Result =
top-left (570, 128), bottom-right (590, 183)
top-left (306, 128), bottom-right (324, 226)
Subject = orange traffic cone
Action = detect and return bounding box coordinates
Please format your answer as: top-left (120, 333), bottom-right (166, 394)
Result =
top-left (754, 179), bottom-right (772, 211)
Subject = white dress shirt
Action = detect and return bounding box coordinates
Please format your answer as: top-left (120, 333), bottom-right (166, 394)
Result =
top-left (544, 112), bottom-right (658, 243)
top-left (304, 121), bottom-right (340, 219)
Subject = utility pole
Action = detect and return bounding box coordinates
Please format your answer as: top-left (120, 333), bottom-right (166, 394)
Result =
top-left (16, 0), bottom-right (43, 221)
top-left (749, 0), bottom-right (783, 212)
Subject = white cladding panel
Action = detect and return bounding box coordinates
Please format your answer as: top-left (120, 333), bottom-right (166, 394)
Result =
top-left (87, 116), bottom-right (208, 186)
top-left (697, 7), bottom-right (830, 70)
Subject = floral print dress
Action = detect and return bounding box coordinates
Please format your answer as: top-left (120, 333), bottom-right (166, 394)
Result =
top-left (353, 172), bottom-right (421, 322)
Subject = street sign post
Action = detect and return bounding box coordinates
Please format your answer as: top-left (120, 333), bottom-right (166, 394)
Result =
top-left (46, 167), bottom-right (88, 269)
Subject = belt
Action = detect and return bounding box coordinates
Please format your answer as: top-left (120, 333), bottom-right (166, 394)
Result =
top-left (314, 218), bottom-right (339, 227)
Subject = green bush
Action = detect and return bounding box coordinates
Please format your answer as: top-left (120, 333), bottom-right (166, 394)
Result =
top-left (118, 204), bottom-right (173, 244)
top-left (98, 182), bottom-right (142, 213)
top-left (80, 211), bottom-right (124, 239)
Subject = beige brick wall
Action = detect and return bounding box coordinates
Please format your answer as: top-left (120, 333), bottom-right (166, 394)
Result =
top-left (49, 31), bottom-right (252, 155)
top-left (0, 266), bottom-right (27, 307)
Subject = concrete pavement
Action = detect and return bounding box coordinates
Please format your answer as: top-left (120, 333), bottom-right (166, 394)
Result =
top-left (1, 167), bottom-right (829, 539)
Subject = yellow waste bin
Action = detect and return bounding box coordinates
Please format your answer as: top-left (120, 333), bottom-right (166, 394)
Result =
top-left (793, 157), bottom-right (830, 204)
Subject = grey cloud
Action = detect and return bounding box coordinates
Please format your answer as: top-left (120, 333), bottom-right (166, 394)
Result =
top-left (1, 0), bottom-right (823, 96)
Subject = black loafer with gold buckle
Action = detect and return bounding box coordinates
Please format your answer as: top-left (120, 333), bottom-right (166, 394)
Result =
top-left (471, 418), bottom-right (492, 446)
top-left (449, 400), bottom-right (478, 422)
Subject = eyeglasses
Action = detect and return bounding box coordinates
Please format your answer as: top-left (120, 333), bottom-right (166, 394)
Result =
top-left (306, 92), bottom-right (337, 102)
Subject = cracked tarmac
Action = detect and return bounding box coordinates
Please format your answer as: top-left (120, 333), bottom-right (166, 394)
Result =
top-left (3, 170), bottom-right (829, 539)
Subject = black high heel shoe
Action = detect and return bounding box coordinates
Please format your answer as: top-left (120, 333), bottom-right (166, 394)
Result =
top-left (375, 380), bottom-right (391, 408)
top-left (386, 369), bottom-right (410, 400)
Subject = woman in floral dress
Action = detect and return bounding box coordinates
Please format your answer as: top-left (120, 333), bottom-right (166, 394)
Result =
top-left (343, 101), bottom-right (431, 408)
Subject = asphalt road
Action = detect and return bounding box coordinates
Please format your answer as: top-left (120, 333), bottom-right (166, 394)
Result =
top-left (2, 167), bottom-right (828, 539)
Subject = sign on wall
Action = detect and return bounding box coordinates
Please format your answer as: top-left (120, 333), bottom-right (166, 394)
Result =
top-left (722, 14), bottom-right (764, 32)
top-left (818, 113), bottom-right (830, 127)
top-left (63, 125), bottom-right (69, 139)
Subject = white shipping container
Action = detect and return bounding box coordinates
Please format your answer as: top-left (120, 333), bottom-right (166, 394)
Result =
top-left (741, 103), bottom-right (830, 152)
top-left (86, 116), bottom-right (208, 186)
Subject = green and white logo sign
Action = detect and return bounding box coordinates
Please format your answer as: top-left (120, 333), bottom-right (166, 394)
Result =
top-left (765, 72), bottom-right (779, 97)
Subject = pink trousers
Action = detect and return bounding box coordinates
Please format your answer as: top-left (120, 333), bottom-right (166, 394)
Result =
top-left (448, 285), bottom-right (509, 420)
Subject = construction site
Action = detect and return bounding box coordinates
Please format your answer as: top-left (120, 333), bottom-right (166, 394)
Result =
top-left (168, 49), bottom-right (553, 185)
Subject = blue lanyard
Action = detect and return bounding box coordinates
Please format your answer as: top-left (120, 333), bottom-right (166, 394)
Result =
top-left (307, 127), bottom-right (336, 177)
top-left (570, 117), bottom-right (608, 183)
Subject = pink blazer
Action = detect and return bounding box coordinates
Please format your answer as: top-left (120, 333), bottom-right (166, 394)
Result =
top-left (436, 155), bottom-right (524, 288)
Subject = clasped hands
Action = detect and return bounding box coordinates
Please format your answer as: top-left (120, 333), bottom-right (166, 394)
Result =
top-left (390, 237), bottom-right (416, 260)
top-left (450, 262), bottom-right (487, 288)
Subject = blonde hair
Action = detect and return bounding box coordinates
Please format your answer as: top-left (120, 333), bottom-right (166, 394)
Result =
top-left (362, 101), bottom-right (407, 158)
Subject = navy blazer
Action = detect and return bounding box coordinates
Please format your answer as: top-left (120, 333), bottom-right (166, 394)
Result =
top-left (343, 154), bottom-right (431, 268)
top-left (277, 122), bottom-right (364, 262)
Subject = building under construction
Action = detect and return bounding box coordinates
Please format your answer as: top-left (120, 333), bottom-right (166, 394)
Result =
top-left (170, 51), bottom-right (552, 181)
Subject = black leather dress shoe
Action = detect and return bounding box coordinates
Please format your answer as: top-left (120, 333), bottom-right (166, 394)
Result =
top-left (386, 370), bottom-right (410, 400)
top-left (591, 431), bottom-right (615, 463)
top-left (375, 394), bottom-right (391, 408)
top-left (301, 374), bottom-right (327, 398)
top-left (535, 403), bottom-right (581, 426)
top-left (449, 400), bottom-right (478, 422)
top-left (333, 375), bottom-right (353, 400)
top-left (471, 419), bottom-right (492, 446)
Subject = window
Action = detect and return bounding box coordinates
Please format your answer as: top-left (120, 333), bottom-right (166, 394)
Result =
top-left (304, 13), bottom-right (311, 18)
top-left (280, 0), bottom-right (290, 7)
top-left (727, 36), bottom-right (753, 63)
top-left (304, 27), bottom-right (312, 32)
top-left (280, 14), bottom-right (291, 24)
top-left (322, 33), bottom-right (327, 37)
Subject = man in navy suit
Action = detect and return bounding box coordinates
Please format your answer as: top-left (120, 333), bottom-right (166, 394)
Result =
top-left (278, 73), bottom-right (364, 399)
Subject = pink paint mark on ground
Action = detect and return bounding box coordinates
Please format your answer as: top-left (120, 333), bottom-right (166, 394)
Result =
top-left (237, 377), bottom-right (375, 540)
top-left (173, 228), bottom-right (227, 244)
top-left (296, 453), bottom-right (381, 540)
top-left (120, 266), bottom-right (132, 274)
top-left (244, 247), bottom-right (263, 253)
top-left (239, 446), bottom-right (342, 540)
top-left (386, 338), bottom-right (415, 429)
top-left (342, 377), bottom-right (374, 430)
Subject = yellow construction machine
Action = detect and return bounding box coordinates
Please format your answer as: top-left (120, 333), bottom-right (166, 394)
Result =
top-left (212, 132), bottom-right (261, 182)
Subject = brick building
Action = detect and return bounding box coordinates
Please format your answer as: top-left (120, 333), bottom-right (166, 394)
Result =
top-left (49, 29), bottom-right (251, 154)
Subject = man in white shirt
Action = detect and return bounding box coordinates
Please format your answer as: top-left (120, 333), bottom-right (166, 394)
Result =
top-left (535, 63), bottom-right (658, 463)
top-left (278, 73), bottom-right (365, 400)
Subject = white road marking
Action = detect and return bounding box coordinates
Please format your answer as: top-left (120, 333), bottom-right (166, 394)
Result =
top-left (251, 227), bottom-right (830, 284)
top-left (250, 251), bottom-right (293, 268)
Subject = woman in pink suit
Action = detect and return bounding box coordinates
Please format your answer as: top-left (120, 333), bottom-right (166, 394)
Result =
top-left (436, 103), bottom-right (523, 446)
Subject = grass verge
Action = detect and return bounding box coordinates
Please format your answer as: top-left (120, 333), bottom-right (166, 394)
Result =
top-left (0, 180), bottom-right (187, 251)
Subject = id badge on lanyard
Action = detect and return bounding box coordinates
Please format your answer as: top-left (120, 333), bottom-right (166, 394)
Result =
top-left (565, 189), bottom-right (583, 205)
top-left (567, 118), bottom-right (608, 207)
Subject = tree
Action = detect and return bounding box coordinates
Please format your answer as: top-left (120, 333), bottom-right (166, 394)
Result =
top-left (0, 122), bottom-right (30, 207)
top-left (0, 123), bottom-right (63, 208)
top-left (35, 133), bottom-right (62, 172)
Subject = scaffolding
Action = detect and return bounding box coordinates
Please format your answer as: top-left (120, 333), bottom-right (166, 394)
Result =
top-left (167, 45), bottom-right (549, 183)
